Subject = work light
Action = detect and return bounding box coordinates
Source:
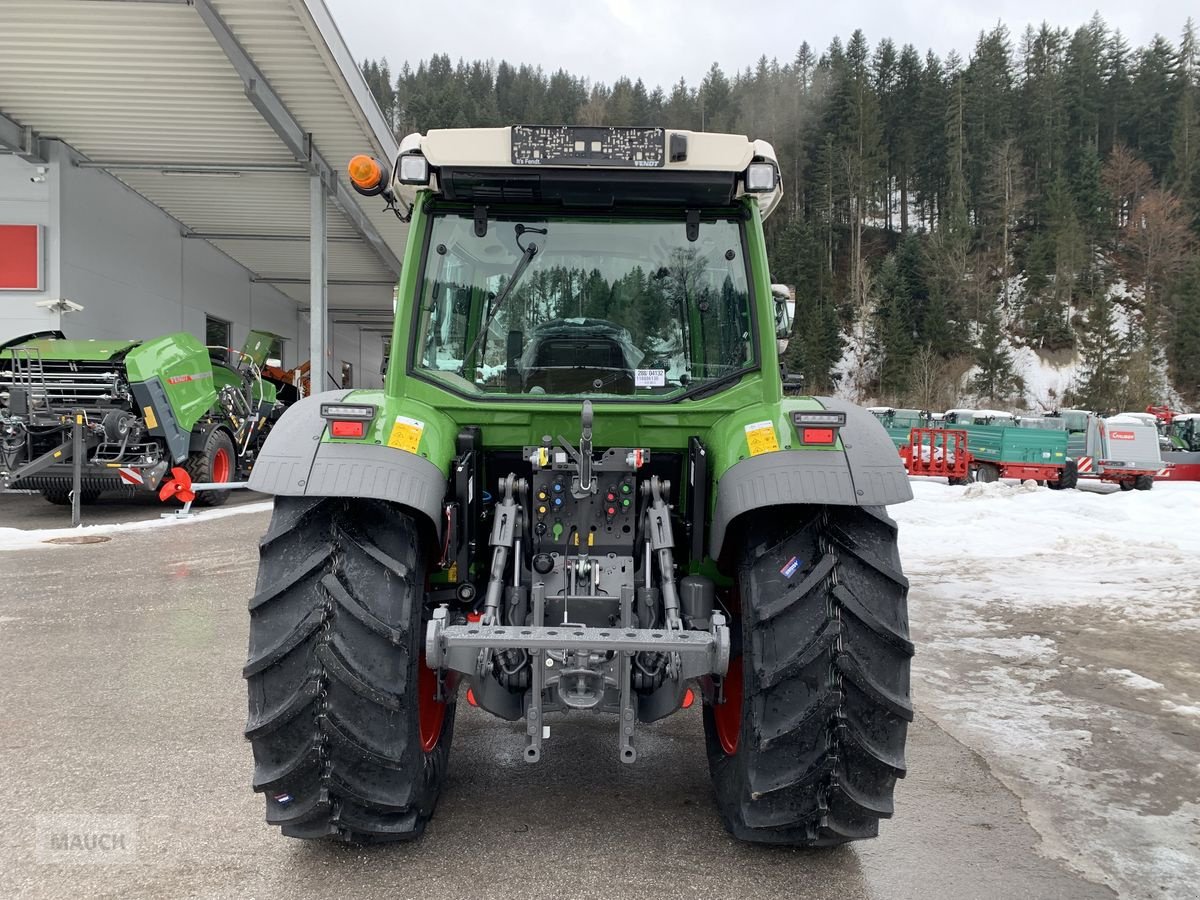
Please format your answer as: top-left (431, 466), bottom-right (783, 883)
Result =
top-left (397, 153), bottom-right (431, 185)
top-left (744, 161), bottom-right (778, 192)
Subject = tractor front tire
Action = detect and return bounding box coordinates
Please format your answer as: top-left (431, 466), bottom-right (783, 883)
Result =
top-left (1134, 475), bottom-right (1154, 491)
top-left (185, 429), bottom-right (236, 507)
top-left (1047, 460), bottom-right (1078, 490)
top-left (244, 496), bottom-right (454, 842)
top-left (704, 506), bottom-right (913, 846)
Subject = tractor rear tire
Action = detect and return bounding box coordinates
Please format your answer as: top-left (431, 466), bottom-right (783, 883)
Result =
top-left (184, 429), bottom-right (235, 507)
top-left (704, 506), bottom-right (913, 846)
top-left (244, 496), bottom-right (455, 843)
top-left (1047, 460), bottom-right (1078, 490)
top-left (1134, 475), bottom-right (1154, 491)
top-left (41, 488), bottom-right (101, 505)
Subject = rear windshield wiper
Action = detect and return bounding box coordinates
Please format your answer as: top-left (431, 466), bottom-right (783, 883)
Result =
top-left (462, 224), bottom-right (547, 370)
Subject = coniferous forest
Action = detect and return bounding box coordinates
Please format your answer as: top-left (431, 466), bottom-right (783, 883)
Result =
top-left (360, 16), bottom-right (1200, 410)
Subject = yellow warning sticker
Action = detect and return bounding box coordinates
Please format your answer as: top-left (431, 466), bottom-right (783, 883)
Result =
top-left (744, 420), bottom-right (780, 456)
top-left (387, 415), bottom-right (425, 453)
top-left (143, 406), bottom-right (158, 430)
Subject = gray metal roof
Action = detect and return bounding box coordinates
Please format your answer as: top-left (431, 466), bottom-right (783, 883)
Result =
top-left (0, 0), bottom-right (405, 311)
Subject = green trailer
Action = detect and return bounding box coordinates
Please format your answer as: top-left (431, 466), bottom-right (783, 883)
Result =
top-left (953, 420), bottom-right (1073, 486)
top-left (0, 329), bottom-right (280, 506)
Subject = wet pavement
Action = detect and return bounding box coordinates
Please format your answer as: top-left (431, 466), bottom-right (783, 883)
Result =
top-left (0, 507), bottom-right (1114, 900)
top-left (0, 487), bottom-right (265, 531)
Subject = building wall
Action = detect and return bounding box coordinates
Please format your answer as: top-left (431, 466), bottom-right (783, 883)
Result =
top-left (2, 141), bottom-right (382, 383)
top-left (0, 151), bottom-right (61, 337)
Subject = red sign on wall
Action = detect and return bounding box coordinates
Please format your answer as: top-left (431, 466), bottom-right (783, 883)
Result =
top-left (0, 224), bottom-right (43, 290)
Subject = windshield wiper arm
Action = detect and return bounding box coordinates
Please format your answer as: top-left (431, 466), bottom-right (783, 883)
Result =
top-left (462, 224), bottom-right (546, 370)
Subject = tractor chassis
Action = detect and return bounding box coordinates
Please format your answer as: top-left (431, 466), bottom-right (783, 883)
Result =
top-left (425, 410), bottom-right (731, 765)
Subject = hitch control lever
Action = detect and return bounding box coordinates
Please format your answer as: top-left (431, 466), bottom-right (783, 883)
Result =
top-left (558, 400), bottom-right (598, 499)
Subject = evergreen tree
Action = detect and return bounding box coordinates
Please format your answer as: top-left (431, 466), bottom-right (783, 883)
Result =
top-left (972, 309), bottom-right (1020, 401)
top-left (1069, 288), bottom-right (1125, 409)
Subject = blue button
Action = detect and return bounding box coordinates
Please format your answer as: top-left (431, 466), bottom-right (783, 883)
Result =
top-left (552, 482), bottom-right (563, 492)
top-left (553, 497), bottom-right (563, 507)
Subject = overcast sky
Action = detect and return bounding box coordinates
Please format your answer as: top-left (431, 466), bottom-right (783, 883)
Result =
top-left (324, 0), bottom-right (1193, 89)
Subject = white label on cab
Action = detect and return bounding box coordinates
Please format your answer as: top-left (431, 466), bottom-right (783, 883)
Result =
top-left (635, 368), bottom-right (666, 388)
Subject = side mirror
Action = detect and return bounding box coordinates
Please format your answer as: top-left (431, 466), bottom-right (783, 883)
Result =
top-left (771, 284), bottom-right (795, 353)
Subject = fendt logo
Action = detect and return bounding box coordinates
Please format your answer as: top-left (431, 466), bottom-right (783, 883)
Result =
top-left (166, 372), bottom-right (213, 385)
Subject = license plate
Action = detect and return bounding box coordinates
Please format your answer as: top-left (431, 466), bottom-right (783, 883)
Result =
top-left (511, 125), bottom-right (666, 168)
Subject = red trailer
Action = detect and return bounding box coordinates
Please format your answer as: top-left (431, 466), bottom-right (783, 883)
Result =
top-left (898, 427), bottom-right (971, 483)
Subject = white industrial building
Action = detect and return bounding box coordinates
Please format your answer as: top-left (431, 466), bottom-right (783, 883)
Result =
top-left (0, 0), bottom-right (405, 390)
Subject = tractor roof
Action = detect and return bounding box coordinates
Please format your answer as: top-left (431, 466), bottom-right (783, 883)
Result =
top-left (392, 126), bottom-right (782, 221)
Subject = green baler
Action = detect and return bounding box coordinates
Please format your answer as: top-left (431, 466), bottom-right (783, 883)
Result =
top-left (0, 329), bottom-right (280, 505)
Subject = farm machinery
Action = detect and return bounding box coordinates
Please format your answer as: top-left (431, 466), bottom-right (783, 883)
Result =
top-left (1145, 407), bottom-right (1200, 482)
top-left (0, 329), bottom-right (281, 506)
top-left (871, 407), bottom-right (1071, 487)
top-left (241, 126), bottom-right (914, 847)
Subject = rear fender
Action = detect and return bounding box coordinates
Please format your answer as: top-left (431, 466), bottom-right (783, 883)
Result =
top-left (247, 390), bottom-right (452, 541)
top-left (708, 396), bottom-right (911, 559)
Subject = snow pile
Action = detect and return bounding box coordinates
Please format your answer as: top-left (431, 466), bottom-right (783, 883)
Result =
top-left (958, 479), bottom-right (1041, 500)
top-left (0, 500), bottom-right (273, 552)
top-left (894, 481), bottom-right (1200, 896)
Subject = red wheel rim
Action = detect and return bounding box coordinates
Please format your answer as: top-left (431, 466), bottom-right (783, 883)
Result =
top-left (417, 653), bottom-right (446, 753)
top-left (713, 656), bottom-right (744, 755)
top-left (212, 447), bottom-right (231, 483)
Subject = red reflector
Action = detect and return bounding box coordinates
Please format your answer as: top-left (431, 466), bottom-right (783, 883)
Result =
top-left (330, 420), bottom-right (365, 438)
top-left (802, 428), bottom-right (835, 444)
top-left (682, 688), bottom-right (694, 709)
top-left (466, 688), bottom-right (478, 707)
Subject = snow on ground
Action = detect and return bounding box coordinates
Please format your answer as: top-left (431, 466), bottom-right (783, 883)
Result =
top-left (894, 480), bottom-right (1200, 898)
top-left (0, 500), bottom-right (273, 552)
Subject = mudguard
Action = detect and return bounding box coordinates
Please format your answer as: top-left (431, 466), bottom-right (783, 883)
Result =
top-left (247, 390), bottom-right (447, 537)
top-left (709, 396), bottom-right (911, 558)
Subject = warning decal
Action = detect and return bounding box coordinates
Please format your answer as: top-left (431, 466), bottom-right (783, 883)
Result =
top-left (387, 415), bottom-right (425, 453)
top-left (744, 420), bottom-right (780, 456)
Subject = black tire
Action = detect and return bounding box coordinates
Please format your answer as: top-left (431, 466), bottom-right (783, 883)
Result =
top-left (184, 429), bottom-right (236, 507)
top-left (1134, 475), bottom-right (1154, 491)
top-left (1119, 479), bottom-right (1135, 491)
top-left (947, 476), bottom-right (969, 487)
top-left (1047, 460), bottom-right (1078, 490)
top-left (972, 463), bottom-right (1000, 484)
top-left (41, 488), bottom-right (101, 505)
top-left (245, 496), bottom-right (454, 842)
top-left (703, 506), bottom-right (913, 846)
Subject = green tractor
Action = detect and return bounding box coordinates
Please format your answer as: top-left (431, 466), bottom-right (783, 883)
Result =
top-left (0, 329), bottom-right (279, 505)
top-left (244, 126), bottom-right (913, 846)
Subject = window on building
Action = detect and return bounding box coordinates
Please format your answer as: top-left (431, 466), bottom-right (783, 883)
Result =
top-left (341, 361), bottom-right (354, 389)
top-left (206, 315), bottom-right (231, 363)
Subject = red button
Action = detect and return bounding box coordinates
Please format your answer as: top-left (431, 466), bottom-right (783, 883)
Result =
top-left (330, 420), bottom-right (365, 438)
